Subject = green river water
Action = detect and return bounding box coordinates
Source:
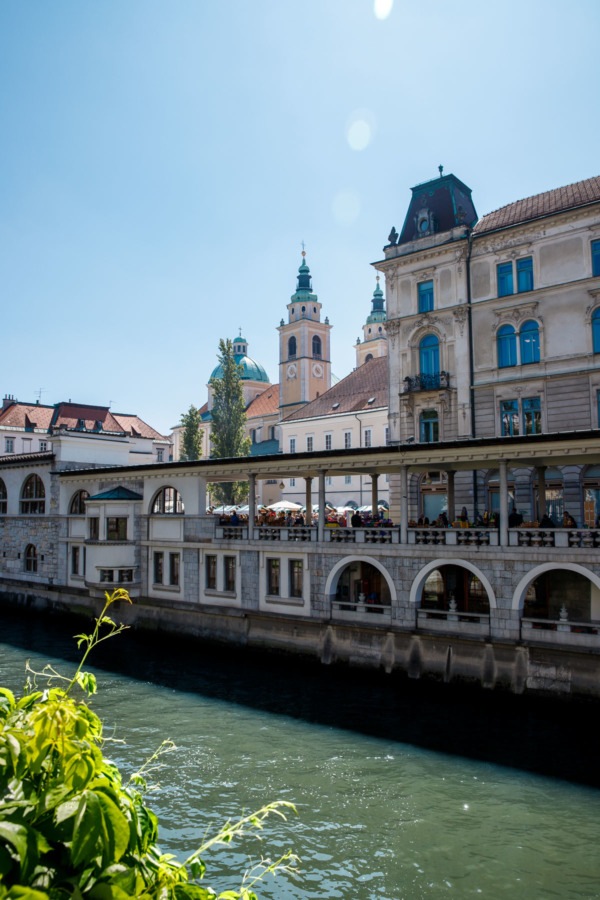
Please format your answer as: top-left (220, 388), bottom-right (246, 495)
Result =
top-left (1, 610), bottom-right (599, 899)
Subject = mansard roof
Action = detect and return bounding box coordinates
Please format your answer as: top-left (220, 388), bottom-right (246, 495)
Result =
top-left (0, 399), bottom-right (167, 442)
top-left (283, 356), bottom-right (388, 422)
top-left (473, 175), bottom-right (600, 235)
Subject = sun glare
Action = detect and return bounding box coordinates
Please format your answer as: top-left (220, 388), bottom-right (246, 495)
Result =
top-left (346, 109), bottom-right (375, 151)
top-left (374, 0), bottom-right (393, 20)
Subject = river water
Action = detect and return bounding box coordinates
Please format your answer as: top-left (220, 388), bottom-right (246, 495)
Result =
top-left (1, 609), bottom-right (599, 899)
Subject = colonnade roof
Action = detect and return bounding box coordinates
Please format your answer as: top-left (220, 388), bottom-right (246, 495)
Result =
top-left (57, 430), bottom-right (600, 484)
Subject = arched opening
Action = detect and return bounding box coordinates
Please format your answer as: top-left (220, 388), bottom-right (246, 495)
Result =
top-left (312, 335), bottom-right (322, 358)
top-left (419, 334), bottom-right (439, 376)
top-left (69, 490), bottom-right (89, 515)
top-left (520, 320), bottom-right (540, 364)
top-left (365, 353), bottom-right (374, 362)
top-left (151, 487), bottom-right (184, 515)
top-left (288, 336), bottom-right (297, 359)
top-left (333, 560), bottom-right (391, 611)
top-left (21, 475), bottom-right (45, 514)
top-left (0, 478), bottom-right (6, 515)
top-left (497, 324), bottom-right (517, 367)
top-left (523, 569), bottom-right (600, 630)
top-left (25, 544), bottom-right (37, 573)
top-left (421, 564), bottom-right (490, 616)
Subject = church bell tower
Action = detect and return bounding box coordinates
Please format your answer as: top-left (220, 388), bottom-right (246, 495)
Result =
top-left (278, 252), bottom-right (332, 417)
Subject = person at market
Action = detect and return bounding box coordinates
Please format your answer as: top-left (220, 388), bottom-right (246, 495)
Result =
top-left (351, 510), bottom-right (363, 528)
top-left (539, 512), bottom-right (556, 528)
top-left (563, 511), bottom-right (577, 528)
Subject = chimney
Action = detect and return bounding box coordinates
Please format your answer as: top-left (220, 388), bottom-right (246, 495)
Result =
top-left (2, 394), bottom-right (16, 411)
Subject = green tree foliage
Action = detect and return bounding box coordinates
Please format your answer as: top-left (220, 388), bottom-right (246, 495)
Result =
top-left (0, 590), bottom-right (297, 899)
top-left (179, 405), bottom-right (204, 462)
top-left (208, 339), bottom-right (251, 506)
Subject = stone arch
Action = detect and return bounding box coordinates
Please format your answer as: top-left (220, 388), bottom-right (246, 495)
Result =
top-left (324, 556), bottom-right (397, 606)
top-left (409, 558), bottom-right (497, 608)
top-left (512, 563), bottom-right (600, 611)
top-left (149, 485), bottom-right (185, 515)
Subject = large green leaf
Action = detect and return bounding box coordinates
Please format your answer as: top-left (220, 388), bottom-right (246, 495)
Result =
top-left (70, 793), bottom-right (103, 868)
top-left (97, 792), bottom-right (129, 864)
top-left (0, 821), bottom-right (38, 880)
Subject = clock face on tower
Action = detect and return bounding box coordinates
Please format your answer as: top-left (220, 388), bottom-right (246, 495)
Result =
top-left (312, 363), bottom-right (323, 378)
top-left (286, 363), bottom-right (297, 380)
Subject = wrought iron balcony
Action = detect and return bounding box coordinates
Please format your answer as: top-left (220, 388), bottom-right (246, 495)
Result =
top-left (403, 371), bottom-right (450, 392)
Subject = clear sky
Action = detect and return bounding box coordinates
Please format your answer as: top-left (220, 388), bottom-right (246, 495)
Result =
top-left (1, 0), bottom-right (598, 436)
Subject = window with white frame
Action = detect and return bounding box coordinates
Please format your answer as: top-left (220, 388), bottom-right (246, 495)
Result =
top-left (39, 441), bottom-right (47, 452)
top-left (344, 475), bottom-right (352, 485)
top-left (306, 436), bottom-right (313, 452)
top-left (326, 476), bottom-right (333, 486)
top-left (5, 438), bottom-right (14, 453)
top-left (289, 478), bottom-right (296, 487)
top-left (325, 433), bottom-right (332, 451)
top-left (224, 556), bottom-right (236, 592)
top-left (344, 432), bottom-right (352, 449)
top-left (364, 430), bottom-right (372, 448)
top-left (289, 560), bottom-right (303, 598)
top-left (385, 427), bottom-right (390, 445)
top-left (289, 438), bottom-right (296, 453)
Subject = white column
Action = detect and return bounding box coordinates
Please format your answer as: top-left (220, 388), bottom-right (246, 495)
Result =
top-left (248, 474), bottom-right (256, 529)
top-left (499, 460), bottom-right (509, 546)
top-left (447, 470), bottom-right (455, 524)
top-left (400, 465), bottom-right (408, 544)
top-left (318, 471), bottom-right (326, 542)
top-left (304, 477), bottom-right (312, 524)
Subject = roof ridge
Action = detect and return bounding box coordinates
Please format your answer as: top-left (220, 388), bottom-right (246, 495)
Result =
top-left (481, 174), bottom-right (600, 219)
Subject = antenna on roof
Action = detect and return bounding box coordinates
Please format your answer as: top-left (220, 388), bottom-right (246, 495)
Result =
top-left (35, 387), bottom-right (45, 403)
top-left (108, 400), bottom-right (115, 408)
top-left (438, 165), bottom-right (444, 178)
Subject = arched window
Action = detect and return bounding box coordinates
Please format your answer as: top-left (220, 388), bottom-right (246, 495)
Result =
top-left (419, 335), bottom-right (439, 376)
top-left (151, 487), bottom-right (184, 514)
top-left (312, 335), bottom-right (322, 358)
top-left (0, 478), bottom-right (6, 515)
top-left (21, 475), bottom-right (45, 514)
top-left (25, 544), bottom-right (37, 573)
top-left (69, 490), bottom-right (89, 515)
top-left (420, 410), bottom-right (439, 443)
top-left (365, 353), bottom-right (374, 362)
top-left (288, 336), bottom-right (297, 359)
top-left (593, 309), bottom-right (600, 353)
top-left (497, 324), bottom-right (517, 368)
top-left (335, 561), bottom-right (391, 608)
top-left (520, 320), bottom-right (540, 364)
top-left (422, 565), bottom-right (490, 615)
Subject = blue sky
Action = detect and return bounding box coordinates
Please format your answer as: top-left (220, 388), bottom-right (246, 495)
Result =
top-left (1, 0), bottom-right (598, 435)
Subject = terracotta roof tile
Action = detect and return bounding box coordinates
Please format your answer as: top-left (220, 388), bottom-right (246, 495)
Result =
top-left (474, 175), bottom-right (600, 234)
top-left (112, 414), bottom-right (169, 442)
top-left (283, 357), bottom-right (388, 422)
top-left (53, 404), bottom-right (124, 433)
top-left (246, 385), bottom-right (280, 420)
top-left (0, 403), bottom-right (54, 430)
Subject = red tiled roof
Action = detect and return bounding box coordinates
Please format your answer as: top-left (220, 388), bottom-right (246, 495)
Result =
top-left (246, 385), bottom-right (280, 420)
top-left (283, 357), bottom-right (388, 422)
top-left (474, 175), bottom-right (600, 235)
top-left (0, 403), bottom-right (54, 430)
top-left (112, 414), bottom-right (169, 442)
top-left (53, 404), bottom-right (124, 432)
top-left (0, 451), bottom-right (55, 465)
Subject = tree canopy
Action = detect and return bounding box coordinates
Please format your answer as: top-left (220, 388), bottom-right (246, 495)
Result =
top-left (208, 338), bottom-right (251, 506)
top-left (179, 405), bottom-right (204, 461)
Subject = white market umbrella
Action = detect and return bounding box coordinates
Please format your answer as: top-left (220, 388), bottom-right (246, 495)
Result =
top-left (267, 500), bottom-right (304, 512)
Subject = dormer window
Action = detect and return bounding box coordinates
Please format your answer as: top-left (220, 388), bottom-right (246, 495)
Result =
top-left (77, 418), bottom-right (85, 430)
top-left (94, 420), bottom-right (102, 431)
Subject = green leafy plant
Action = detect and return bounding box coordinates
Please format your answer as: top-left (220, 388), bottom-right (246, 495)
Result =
top-left (0, 589), bottom-right (297, 899)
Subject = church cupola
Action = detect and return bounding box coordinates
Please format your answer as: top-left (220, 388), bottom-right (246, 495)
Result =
top-left (278, 249), bottom-right (332, 415)
top-left (355, 276), bottom-right (388, 367)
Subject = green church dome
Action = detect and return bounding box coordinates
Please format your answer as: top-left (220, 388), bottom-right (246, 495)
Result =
top-left (210, 336), bottom-right (270, 384)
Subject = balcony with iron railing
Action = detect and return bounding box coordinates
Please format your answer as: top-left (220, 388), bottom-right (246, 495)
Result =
top-left (403, 371), bottom-right (450, 392)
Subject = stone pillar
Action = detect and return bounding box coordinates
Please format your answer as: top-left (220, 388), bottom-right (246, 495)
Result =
top-left (400, 465), bottom-right (408, 544)
top-left (305, 477), bottom-right (312, 523)
top-left (537, 466), bottom-right (547, 519)
top-left (499, 460), bottom-right (509, 546)
top-left (447, 469), bottom-right (455, 524)
top-left (248, 474), bottom-right (256, 530)
top-left (371, 473), bottom-right (379, 517)
top-left (318, 471), bottom-right (326, 542)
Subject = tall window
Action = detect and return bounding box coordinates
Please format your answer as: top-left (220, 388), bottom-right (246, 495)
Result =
top-left (592, 240), bottom-right (600, 277)
top-left (267, 559), bottom-right (280, 595)
top-left (517, 257), bottom-right (534, 293)
top-left (289, 438), bottom-right (296, 453)
top-left (71, 546), bottom-right (80, 576)
top-left (420, 410), bottom-right (439, 443)
top-left (0, 478), bottom-right (6, 515)
top-left (289, 478), bottom-right (296, 487)
top-left (169, 552), bottom-right (180, 587)
top-left (385, 426), bottom-right (390, 445)
top-left (519, 320), bottom-right (540, 364)
top-left (20, 475), bottom-right (45, 514)
top-left (312, 335), bottom-right (322, 358)
top-left (419, 335), bottom-right (439, 376)
top-left (344, 475), bottom-right (352, 485)
top-left (418, 281), bottom-right (434, 313)
top-left (69, 490), bottom-right (89, 515)
top-left (288, 336), bottom-right (297, 359)
top-left (224, 556), bottom-right (236, 592)
top-left (289, 560), bottom-right (303, 598)
top-left (152, 487), bottom-right (184, 514)
top-left (500, 400), bottom-right (519, 436)
top-left (206, 555), bottom-right (216, 590)
top-left (497, 262), bottom-right (514, 297)
top-left (5, 438), bottom-right (14, 453)
top-left (106, 517), bottom-right (127, 541)
top-left (497, 325), bottom-right (517, 368)
top-left (364, 430), bottom-right (372, 448)
top-left (523, 397), bottom-right (542, 435)
top-left (153, 551), bottom-right (163, 584)
top-left (344, 432), bottom-right (352, 449)
top-left (593, 309), bottom-right (600, 353)
top-left (306, 436), bottom-right (313, 452)
top-left (325, 434), bottom-right (332, 451)
top-left (25, 544), bottom-right (37, 573)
